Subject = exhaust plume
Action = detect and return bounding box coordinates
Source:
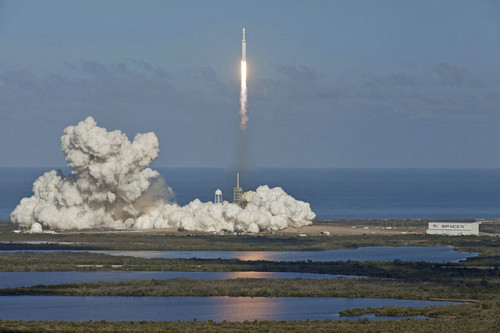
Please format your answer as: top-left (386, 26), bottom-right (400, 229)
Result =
top-left (239, 28), bottom-right (248, 130)
top-left (11, 117), bottom-right (315, 232)
top-left (239, 60), bottom-right (248, 130)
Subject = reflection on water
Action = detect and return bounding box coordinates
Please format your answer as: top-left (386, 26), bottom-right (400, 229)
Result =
top-left (0, 271), bottom-right (362, 288)
top-left (0, 296), bottom-right (459, 322)
top-left (223, 297), bottom-right (279, 322)
top-left (233, 251), bottom-right (275, 261)
top-left (87, 246), bottom-right (476, 263)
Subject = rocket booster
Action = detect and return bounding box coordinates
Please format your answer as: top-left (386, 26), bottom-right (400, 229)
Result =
top-left (242, 28), bottom-right (246, 61)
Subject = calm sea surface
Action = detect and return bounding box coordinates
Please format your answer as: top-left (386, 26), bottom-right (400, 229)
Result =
top-left (1, 167), bottom-right (499, 220)
top-left (0, 296), bottom-right (456, 321)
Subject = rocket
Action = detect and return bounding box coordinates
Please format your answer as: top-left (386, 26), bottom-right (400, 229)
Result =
top-left (242, 28), bottom-right (246, 61)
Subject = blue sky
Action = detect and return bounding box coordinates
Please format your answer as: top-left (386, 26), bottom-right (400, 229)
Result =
top-left (0, 0), bottom-right (499, 168)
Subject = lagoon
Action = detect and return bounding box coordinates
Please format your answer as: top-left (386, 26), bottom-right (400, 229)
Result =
top-left (87, 246), bottom-right (475, 262)
top-left (0, 296), bottom-right (458, 321)
top-left (2, 246), bottom-right (477, 262)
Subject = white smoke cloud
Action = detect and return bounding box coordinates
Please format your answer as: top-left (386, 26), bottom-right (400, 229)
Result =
top-left (30, 222), bottom-right (43, 233)
top-left (11, 117), bottom-right (315, 232)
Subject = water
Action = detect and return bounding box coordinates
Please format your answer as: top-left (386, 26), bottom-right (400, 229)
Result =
top-left (0, 271), bottom-right (360, 288)
top-left (1, 167), bottom-right (499, 220)
top-left (0, 296), bottom-right (457, 321)
top-left (4, 246), bottom-right (476, 262)
top-left (87, 246), bottom-right (476, 262)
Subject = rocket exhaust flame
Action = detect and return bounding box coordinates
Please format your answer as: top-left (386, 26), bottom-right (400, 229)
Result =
top-left (239, 28), bottom-right (248, 130)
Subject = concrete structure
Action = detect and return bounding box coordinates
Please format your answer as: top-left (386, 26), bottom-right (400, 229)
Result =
top-left (426, 222), bottom-right (480, 236)
top-left (214, 189), bottom-right (222, 204)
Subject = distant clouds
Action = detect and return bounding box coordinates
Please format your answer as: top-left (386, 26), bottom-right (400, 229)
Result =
top-left (0, 59), bottom-right (498, 167)
top-left (433, 62), bottom-right (479, 87)
top-left (0, 1), bottom-right (497, 168)
top-left (254, 62), bottom-right (500, 122)
top-left (0, 60), bottom-right (234, 125)
top-left (1, 60), bottom-right (499, 125)
top-left (275, 64), bottom-right (320, 81)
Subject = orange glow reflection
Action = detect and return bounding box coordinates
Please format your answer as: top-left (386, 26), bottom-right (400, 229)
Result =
top-left (218, 297), bottom-right (278, 321)
top-left (235, 251), bottom-right (275, 261)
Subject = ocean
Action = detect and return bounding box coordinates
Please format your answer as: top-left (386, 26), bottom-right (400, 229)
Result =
top-left (1, 168), bottom-right (498, 220)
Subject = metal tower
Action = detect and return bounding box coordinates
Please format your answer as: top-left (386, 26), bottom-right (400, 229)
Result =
top-left (233, 173), bottom-right (243, 207)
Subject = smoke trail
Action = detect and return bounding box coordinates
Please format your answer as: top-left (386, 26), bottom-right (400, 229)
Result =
top-left (11, 117), bottom-right (316, 232)
top-left (235, 60), bottom-right (251, 182)
top-left (234, 29), bottom-right (251, 182)
top-left (239, 60), bottom-right (248, 130)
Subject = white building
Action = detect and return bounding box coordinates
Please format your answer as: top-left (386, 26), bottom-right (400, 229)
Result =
top-left (426, 222), bottom-right (480, 236)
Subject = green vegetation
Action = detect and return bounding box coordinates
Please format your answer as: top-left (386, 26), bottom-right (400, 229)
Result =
top-left (1, 252), bottom-right (498, 282)
top-left (340, 304), bottom-right (479, 317)
top-left (0, 310), bottom-right (499, 333)
top-left (0, 219), bottom-right (498, 331)
top-left (1, 277), bottom-right (498, 299)
top-left (1, 230), bottom-right (499, 254)
top-left (0, 230), bottom-right (414, 251)
top-left (0, 252), bottom-right (500, 283)
top-left (1, 266), bottom-right (497, 331)
top-left (1, 220), bottom-right (498, 254)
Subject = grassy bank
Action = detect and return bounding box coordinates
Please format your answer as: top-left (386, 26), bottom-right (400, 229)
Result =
top-left (1, 232), bottom-right (499, 255)
top-left (1, 252), bottom-right (498, 282)
top-left (1, 273), bottom-right (497, 331)
top-left (1, 220), bottom-right (498, 332)
top-left (1, 220), bottom-right (498, 253)
top-left (1, 277), bottom-right (498, 299)
top-left (0, 309), bottom-right (499, 333)
top-left (0, 274), bottom-right (498, 331)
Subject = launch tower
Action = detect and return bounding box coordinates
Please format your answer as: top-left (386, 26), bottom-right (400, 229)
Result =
top-left (233, 173), bottom-right (243, 207)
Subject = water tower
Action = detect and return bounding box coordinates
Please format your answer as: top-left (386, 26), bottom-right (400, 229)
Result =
top-left (214, 189), bottom-right (223, 204)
